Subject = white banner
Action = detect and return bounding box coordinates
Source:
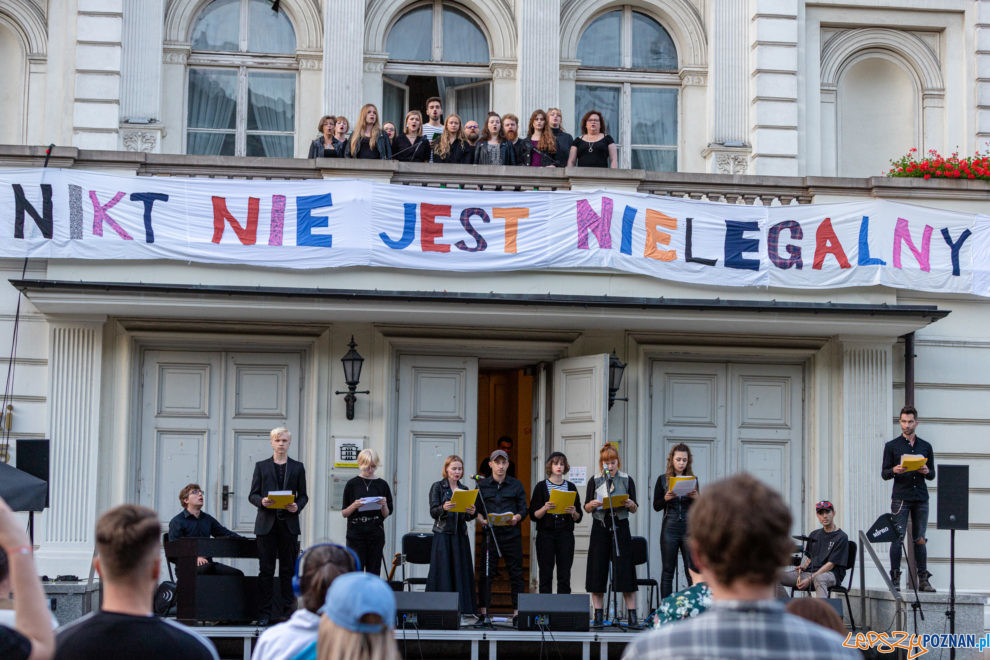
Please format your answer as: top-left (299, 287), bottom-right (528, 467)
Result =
top-left (1, 168), bottom-right (987, 296)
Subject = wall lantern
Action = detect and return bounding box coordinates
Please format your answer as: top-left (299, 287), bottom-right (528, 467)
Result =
top-left (335, 336), bottom-right (370, 420)
top-left (608, 350), bottom-right (628, 410)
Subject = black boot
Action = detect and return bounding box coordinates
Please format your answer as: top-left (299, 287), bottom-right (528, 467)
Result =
top-left (889, 568), bottom-right (901, 590)
top-left (593, 608), bottom-right (604, 626)
top-left (627, 609), bottom-right (639, 628)
top-left (918, 570), bottom-right (936, 593)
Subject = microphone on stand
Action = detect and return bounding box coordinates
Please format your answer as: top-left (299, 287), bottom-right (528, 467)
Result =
top-left (470, 474), bottom-right (485, 481)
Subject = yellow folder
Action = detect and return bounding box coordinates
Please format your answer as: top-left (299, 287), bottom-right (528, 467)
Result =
top-left (488, 512), bottom-right (514, 526)
top-left (601, 493), bottom-right (628, 510)
top-left (668, 476), bottom-right (698, 496)
top-left (449, 488), bottom-right (478, 513)
top-left (900, 454), bottom-right (927, 472)
top-left (548, 489), bottom-right (576, 514)
top-left (267, 490), bottom-right (295, 509)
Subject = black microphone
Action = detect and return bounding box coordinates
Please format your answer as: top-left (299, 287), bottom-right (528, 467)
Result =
top-left (470, 474), bottom-right (485, 481)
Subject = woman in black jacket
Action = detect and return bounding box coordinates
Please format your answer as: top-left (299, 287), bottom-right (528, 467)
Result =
top-left (307, 115), bottom-right (336, 159)
top-left (529, 451), bottom-right (582, 594)
top-left (346, 103), bottom-right (391, 159)
top-left (433, 113), bottom-right (472, 164)
top-left (652, 443), bottom-right (699, 598)
top-left (391, 110), bottom-right (431, 162)
top-left (471, 112), bottom-right (516, 166)
top-left (425, 454), bottom-right (477, 615)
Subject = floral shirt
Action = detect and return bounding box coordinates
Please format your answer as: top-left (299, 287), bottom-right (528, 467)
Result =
top-left (648, 582), bottom-right (713, 627)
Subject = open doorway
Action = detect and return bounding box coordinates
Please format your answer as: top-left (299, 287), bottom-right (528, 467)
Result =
top-left (476, 367), bottom-right (534, 613)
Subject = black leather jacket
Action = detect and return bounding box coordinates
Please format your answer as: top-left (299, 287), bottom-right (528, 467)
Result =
top-left (344, 133), bottom-right (392, 159)
top-left (429, 479), bottom-right (474, 534)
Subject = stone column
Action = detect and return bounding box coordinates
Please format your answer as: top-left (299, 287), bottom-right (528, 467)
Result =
top-left (839, 338), bottom-right (894, 587)
top-left (749, 0), bottom-right (800, 175)
top-left (324, 0), bottom-right (365, 132)
top-left (979, 1), bottom-right (990, 145)
top-left (517, 0), bottom-right (559, 115)
top-left (73, 0), bottom-right (123, 150)
top-left (704, 1), bottom-right (750, 173)
top-left (37, 320), bottom-right (105, 578)
top-left (558, 59), bottom-right (580, 134)
top-left (490, 59), bottom-right (518, 115)
top-left (119, 0), bottom-right (165, 152)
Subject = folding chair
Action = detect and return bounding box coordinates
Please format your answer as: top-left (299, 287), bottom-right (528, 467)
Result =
top-left (827, 540), bottom-right (858, 630)
top-left (400, 532), bottom-right (433, 591)
top-left (631, 536), bottom-right (659, 614)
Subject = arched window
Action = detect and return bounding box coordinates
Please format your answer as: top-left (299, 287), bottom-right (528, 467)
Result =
top-left (575, 7), bottom-right (678, 171)
top-left (382, 1), bottom-right (490, 129)
top-left (186, 0), bottom-right (296, 157)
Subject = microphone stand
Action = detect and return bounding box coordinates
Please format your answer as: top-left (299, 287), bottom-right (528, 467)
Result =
top-left (595, 469), bottom-right (628, 630)
top-left (472, 475), bottom-right (501, 629)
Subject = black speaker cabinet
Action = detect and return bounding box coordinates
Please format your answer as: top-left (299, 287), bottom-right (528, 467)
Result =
top-left (937, 464), bottom-right (969, 530)
top-left (16, 439), bottom-right (49, 508)
top-left (393, 591), bottom-right (459, 630)
top-left (517, 593), bottom-right (590, 631)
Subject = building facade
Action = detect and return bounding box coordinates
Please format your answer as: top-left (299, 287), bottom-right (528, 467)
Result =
top-left (0, 0), bottom-right (989, 615)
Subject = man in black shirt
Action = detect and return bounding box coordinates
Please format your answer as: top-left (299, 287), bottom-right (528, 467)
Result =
top-left (167, 483), bottom-right (243, 576)
top-left (476, 436), bottom-right (517, 479)
top-left (777, 500), bottom-right (849, 598)
top-left (475, 449), bottom-right (528, 626)
top-left (881, 405), bottom-right (936, 592)
top-left (55, 504), bottom-right (218, 660)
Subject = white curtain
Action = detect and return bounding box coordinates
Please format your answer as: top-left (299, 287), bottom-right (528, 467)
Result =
top-left (386, 5), bottom-right (432, 61)
top-left (631, 12), bottom-right (677, 70)
top-left (187, 68), bottom-right (237, 155)
top-left (454, 84), bottom-right (489, 127)
top-left (247, 71), bottom-right (295, 157)
top-left (442, 7), bottom-right (488, 63)
top-left (190, 0), bottom-right (239, 52)
top-left (577, 11), bottom-right (620, 67)
top-left (574, 84), bottom-right (620, 136)
top-left (247, 0), bottom-right (296, 54)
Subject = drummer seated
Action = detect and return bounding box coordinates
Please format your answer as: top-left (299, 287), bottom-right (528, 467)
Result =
top-left (776, 500), bottom-right (848, 599)
top-left (168, 483), bottom-right (245, 576)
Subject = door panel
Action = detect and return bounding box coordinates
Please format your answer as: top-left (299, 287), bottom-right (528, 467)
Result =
top-left (552, 354), bottom-right (609, 594)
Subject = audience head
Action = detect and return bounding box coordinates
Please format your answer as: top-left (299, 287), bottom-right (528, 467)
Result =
top-left (527, 109), bottom-right (557, 154)
top-left (178, 483), bottom-right (204, 510)
top-left (688, 473), bottom-right (792, 590)
top-left (665, 443), bottom-right (694, 477)
top-left (599, 442), bottom-right (620, 473)
top-left (425, 96), bottom-right (443, 123)
top-left (481, 111), bottom-right (504, 143)
top-left (403, 110), bottom-right (423, 137)
top-left (502, 113), bottom-right (519, 141)
top-left (350, 104), bottom-right (382, 155)
top-left (357, 448), bottom-right (380, 473)
top-left (786, 598), bottom-right (847, 637)
top-left (442, 454), bottom-right (464, 480)
top-left (547, 107), bottom-right (564, 130)
top-left (95, 504), bottom-right (162, 588)
top-left (382, 122), bottom-right (396, 139)
top-left (296, 543), bottom-right (360, 613)
top-left (317, 572), bottom-right (399, 660)
top-left (334, 116), bottom-right (349, 137)
top-left (464, 120), bottom-right (480, 143)
top-left (581, 110), bottom-right (606, 136)
top-left (317, 115), bottom-right (335, 136)
top-left (545, 451), bottom-right (570, 477)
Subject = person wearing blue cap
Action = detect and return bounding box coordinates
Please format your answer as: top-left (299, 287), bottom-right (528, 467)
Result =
top-left (315, 572), bottom-right (399, 660)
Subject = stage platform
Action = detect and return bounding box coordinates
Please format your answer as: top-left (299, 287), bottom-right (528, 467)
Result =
top-left (194, 622), bottom-right (643, 660)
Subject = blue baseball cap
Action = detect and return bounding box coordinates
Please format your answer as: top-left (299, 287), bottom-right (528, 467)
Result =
top-left (318, 571), bottom-right (395, 633)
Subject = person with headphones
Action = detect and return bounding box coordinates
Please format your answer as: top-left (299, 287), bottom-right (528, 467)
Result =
top-left (251, 543), bottom-right (359, 660)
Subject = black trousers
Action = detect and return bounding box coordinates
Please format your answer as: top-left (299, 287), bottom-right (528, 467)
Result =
top-left (257, 518), bottom-right (299, 618)
top-left (478, 529), bottom-right (524, 610)
top-left (535, 527), bottom-right (575, 594)
top-left (659, 515), bottom-right (692, 598)
top-left (346, 525), bottom-right (385, 576)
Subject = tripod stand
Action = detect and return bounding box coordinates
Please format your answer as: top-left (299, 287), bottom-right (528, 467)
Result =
top-left (473, 477), bottom-right (503, 629)
top-left (592, 469), bottom-right (638, 630)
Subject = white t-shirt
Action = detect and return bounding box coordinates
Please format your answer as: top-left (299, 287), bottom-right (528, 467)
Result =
top-left (251, 609), bottom-right (320, 660)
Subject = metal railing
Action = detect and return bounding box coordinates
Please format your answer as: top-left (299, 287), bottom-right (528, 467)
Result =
top-left (859, 529), bottom-right (906, 634)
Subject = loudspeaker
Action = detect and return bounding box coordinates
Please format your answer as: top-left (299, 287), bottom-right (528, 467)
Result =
top-left (16, 439), bottom-right (49, 508)
top-left (866, 513), bottom-right (899, 544)
top-left (393, 591), bottom-right (459, 630)
top-left (517, 593), bottom-right (590, 632)
top-left (937, 464), bottom-right (969, 530)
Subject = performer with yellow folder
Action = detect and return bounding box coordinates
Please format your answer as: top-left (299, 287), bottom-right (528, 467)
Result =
top-left (426, 455), bottom-right (478, 616)
top-left (653, 443), bottom-right (700, 598)
top-left (529, 451), bottom-right (583, 594)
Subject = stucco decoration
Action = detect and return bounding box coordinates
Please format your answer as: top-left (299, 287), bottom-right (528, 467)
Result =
top-left (0, 0), bottom-right (48, 57)
top-left (821, 28), bottom-right (944, 93)
top-left (164, 0), bottom-right (323, 52)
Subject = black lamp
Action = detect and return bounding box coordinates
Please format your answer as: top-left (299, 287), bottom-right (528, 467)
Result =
top-left (608, 350), bottom-right (627, 410)
top-left (335, 336), bottom-right (370, 420)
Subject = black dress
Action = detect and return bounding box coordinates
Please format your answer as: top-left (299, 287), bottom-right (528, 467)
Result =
top-left (572, 135), bottom-right (615, 168)
top-left (391, 134), bottom-right (430, 162)
top-left (342, 476), bottom-right (393, 576)
top-left (425, 479), bottom-right (477, 614)
top-left (585, 473), bottom-right (637, 593)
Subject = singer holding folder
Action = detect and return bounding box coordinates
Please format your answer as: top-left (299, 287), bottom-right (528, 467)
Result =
top-left (249, 427), bottom-right (309, 626)
top-left (653, 443), bottom-right (700, 598)
top-left (426, 455), bottom-right (478, 616)
top-left (341, 449), bottom-right (393, 576)
top-left (529, 451), bottom-right (582, 594)
top-left (584, 442), bottom-right (639, 627)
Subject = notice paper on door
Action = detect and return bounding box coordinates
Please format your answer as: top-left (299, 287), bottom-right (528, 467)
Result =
top-left (267, 491), bottom-right (295, 509)
top-left (668, 476), bottom-right (697, 497)
top-left (569, 466), bottom-right (587, 486)
top-left (358, 496), bottom-right (384, 512)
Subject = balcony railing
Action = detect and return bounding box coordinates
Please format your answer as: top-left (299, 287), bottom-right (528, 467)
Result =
top-left (1, 145), bottom-right (988, 207)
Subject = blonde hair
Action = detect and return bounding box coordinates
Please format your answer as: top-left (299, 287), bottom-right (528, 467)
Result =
top-left (317, 615), bottom-right (399, 660)
top-left (350, 104), bottom-right (382, 157)
top-left (270, 427), bottom-right (291, 442)
top-left (434, 113), bottom-right (465, 159)
top-left (357, 448), bottom-right (380, 469)
top-left (403, 110), bottom-right (423, 137)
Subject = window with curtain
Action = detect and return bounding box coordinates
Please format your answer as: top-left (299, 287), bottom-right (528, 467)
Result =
top-left (575, 6), bottom-right (678, 171)
top-left (187, 0), bottom-right (297, 157)
top-left (383, 1), bottom-right (491, 123)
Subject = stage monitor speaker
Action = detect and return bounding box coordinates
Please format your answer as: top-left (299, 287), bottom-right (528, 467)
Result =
top-left (517, 593), bottom-right (590, 632)
top-left (16, 439), bottom-right (49, 508)
top-left (393, 591), bottom-right (458, 630)
top-left (937, 464), bottom-right (969, 530)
